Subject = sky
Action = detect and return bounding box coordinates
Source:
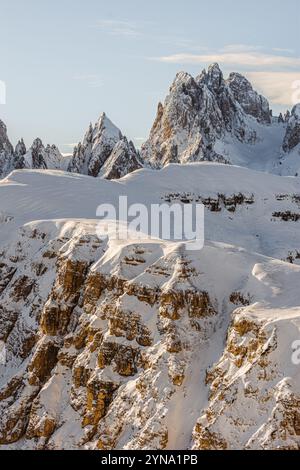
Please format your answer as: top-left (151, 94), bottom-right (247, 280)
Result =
top-left (0, 0), bottom-right (299, 154)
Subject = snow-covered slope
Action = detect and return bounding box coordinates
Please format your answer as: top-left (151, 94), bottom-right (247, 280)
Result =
top-left (0, 165), bottom-right (300, 450)
top-left (1, 61), bottom-right (300, 450)
top-left (18, 138), bottom-right (70, 171)
top-left (1, 164), bottom-right (300, 261)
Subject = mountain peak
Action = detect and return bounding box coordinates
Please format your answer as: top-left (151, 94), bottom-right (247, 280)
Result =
top-left (141, 64), bottom-right (265, 167)
top-left (101, 136), bottom-right (142, 180)
top-left (0, 118), bottom-right (15, 177)
top-left (94, 112), bottom-right (122, 140)
top-left (68, 113), bottom-right (138, 178)
top-left (203, 63), bottom-right (224, 92)
top-left (32, 137), bottom-right (44, 150)
top-left (292, 103), bottom-right (300, 119)
top-left (0, 119), bottom-right (7, 133)
top-left (283, 103), bottom-right (300, 152)
top-left (227, 72), bottom-right (271, 124)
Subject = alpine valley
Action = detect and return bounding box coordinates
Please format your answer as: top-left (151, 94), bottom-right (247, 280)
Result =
top-left (0, 64), bottom-right (300, 450)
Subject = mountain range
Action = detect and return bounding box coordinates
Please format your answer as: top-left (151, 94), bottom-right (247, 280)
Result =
top-left (0, 64), bottom-right (300, 450)
top-left (1, 64), bottom-right (300, 180)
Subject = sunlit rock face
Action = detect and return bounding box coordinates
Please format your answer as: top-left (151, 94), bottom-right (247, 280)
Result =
top-left (68, 113), bottom-right (141, 179)
top-left (0, 215), bottom-right (299, 450)
top-left (227, 72), bottom-right (271, 124)
top-left (0, 120), bottom-right (15, 178)
top-left (68, 113), bottom-right (122, 177)
top-left (283, 104), bottom-right (300, 153)
top-left (141, 64), bottom-right (273, 168)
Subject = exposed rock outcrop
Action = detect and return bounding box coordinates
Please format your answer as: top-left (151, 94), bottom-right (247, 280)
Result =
top-left (193, 307), bottom-right (300, 450)
top-left (227, 72), bottom-right (271, 124)
top-left (14, 139), bottom-right (27, 169)
top-left (101, 137), bottom-right (142, 180)
top-left (0, 220), bottom-right (219, 449)
top-left (0, 218), bottom-right (300, 450)
top-left (283, 104), bottom-right (300, 153)
top-left (0, 114), bottom-right (140, 180)
top-left (68, 113), bottom-right (122, 177)
top-left (20, 138), bottom-right (68, 171)
top-left (0, 120), bottom-right (15, 178)
top-left (68, 113), bottom-right (141, 179)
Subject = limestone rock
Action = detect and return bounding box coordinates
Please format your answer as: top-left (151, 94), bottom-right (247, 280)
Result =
top-left (101, 137), bottom-right (142, 180)
top-left (141, 63), bottom-right (259, 168)
top-left (283, 104), bottom-right (300, 152)
top-left (227, 72), bottom-right (271, 124)
top-left (0, 120), bottom-right (14, 178)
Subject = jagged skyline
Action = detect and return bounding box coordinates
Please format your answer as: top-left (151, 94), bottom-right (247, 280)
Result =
top-left (2, 63), bottom-right (300, 180)
top-left (0, 0), bottom-right (299, 154)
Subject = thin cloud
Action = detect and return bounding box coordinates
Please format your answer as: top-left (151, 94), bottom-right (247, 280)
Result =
top-left (95, 20), bottom-right (141, 37)
top-left (221, 44), bottom-right (263, 53)
top-left (246, 71), bottom-right (300, 106)
top-left (152, 51), bottom-right (300, 69)
top-left (73, 74), bottom-right (103, 88)
top-left (273, 47), bottom-right (295, 55)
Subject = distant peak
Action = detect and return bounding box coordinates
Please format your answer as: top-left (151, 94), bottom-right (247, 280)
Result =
top-left (96, 112), bottom-right (107, 125)
top-left (0, 119), bottom-right (7, 132)
top-left (227, 72), bottom-right (252, 89)
top-left (203, 63), bottom-right (224, 91)
top-left (208, 62), bottom-right (222, 73)
top-left (172, 71), bottom-right (195, 88)
top-left (32, 137), bottom-right (44, 149)
top-left (94, 112), bottom-right (122, 138)
top-left (292, 103), bottom-right (300, 119)
top-left (15, 139), bottom-right (27, 157)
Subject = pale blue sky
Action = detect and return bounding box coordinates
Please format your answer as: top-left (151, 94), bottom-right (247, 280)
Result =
top-left (0, 0), bottom-right (299, 153)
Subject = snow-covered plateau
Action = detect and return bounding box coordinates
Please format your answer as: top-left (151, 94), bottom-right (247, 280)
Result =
top-left (0, 64), bottom-right (300, 450)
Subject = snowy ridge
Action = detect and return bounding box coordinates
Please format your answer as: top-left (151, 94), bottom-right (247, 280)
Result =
top-left (1, 164), bottom-right (300, 261)
top-left (0, 165), bottom-right (300, 449)
top-left (1, 62), bottom-right (300, 450)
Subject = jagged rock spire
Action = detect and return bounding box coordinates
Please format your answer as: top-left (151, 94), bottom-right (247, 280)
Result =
top-left (68, 113), bottom-right (122, 177)
top-left (141, 63), bottom-right (265, 168)
top-left (0, 119), bottom-right (15, 177)
top-left (227, 72), bottom-right (271, 124)
top-left (15, 138), bottom-right (26, 157)
top-left (204, 63), bottom-right (224, 92)
top-left (283, 104), bottom-right (300, 152)
top-left (68, 113), bottom-right (140, 179)
top-left (102, 136), bottom-right (142, 180)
